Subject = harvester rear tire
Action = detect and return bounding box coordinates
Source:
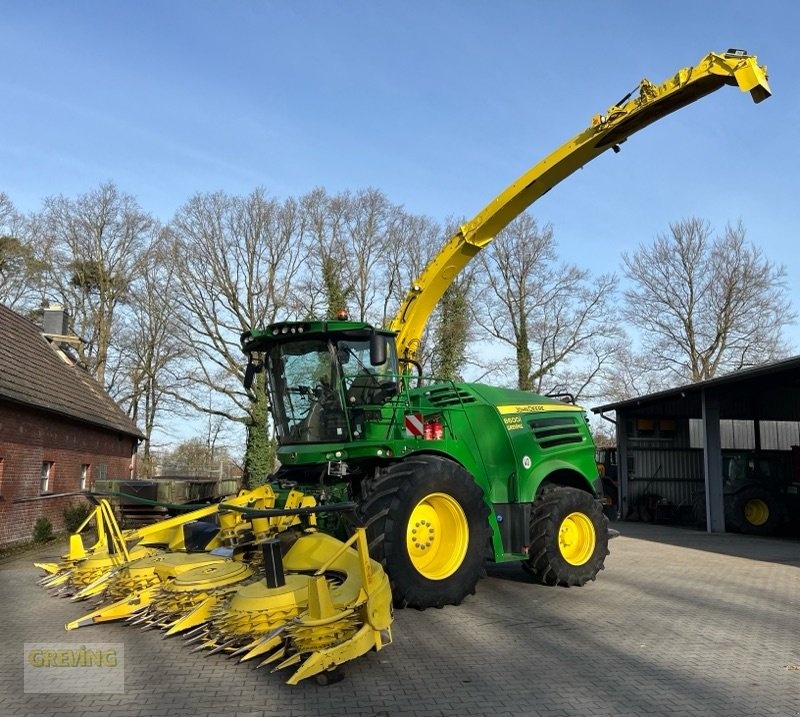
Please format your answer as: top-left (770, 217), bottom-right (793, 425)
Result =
top-left (527, 486), bottom-right (608, 587)
top-left (358, 455), bottom-right (491, 610)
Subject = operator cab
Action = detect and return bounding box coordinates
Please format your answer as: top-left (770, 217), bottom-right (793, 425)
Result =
top-left (242, 323), bottom-right (399, 445)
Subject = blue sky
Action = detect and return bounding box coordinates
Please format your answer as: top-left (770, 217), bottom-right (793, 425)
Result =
top-left (3, 1), bottom-right (799, 346)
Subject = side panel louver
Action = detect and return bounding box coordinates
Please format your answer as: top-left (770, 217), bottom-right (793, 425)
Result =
top-left (529, 416), bottom-right (583, 450)
top-left (426, 386), bottom-right (477, 408)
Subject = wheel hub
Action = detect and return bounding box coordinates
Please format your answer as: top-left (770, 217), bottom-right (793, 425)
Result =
top-left (406, 492), bottom-right (468, 580)
top-left (558, 512), bottom-right (596, 566)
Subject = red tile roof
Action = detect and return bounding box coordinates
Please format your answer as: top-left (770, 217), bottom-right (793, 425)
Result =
top-left (0, 304), bottom-right (144, 438)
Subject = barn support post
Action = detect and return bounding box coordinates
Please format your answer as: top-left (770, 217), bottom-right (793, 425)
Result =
top-left (616, 411), bottom-right (630, 521)
top-left (701, 388), bottom-right (725, 533)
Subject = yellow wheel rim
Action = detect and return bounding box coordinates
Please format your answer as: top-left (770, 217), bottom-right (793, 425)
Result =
top-left (558, 512), bottom-right (596, 566)
top-left (406, 492), bottom-right (468, 580)
top-left (744, 498), bottom-right (769, 526)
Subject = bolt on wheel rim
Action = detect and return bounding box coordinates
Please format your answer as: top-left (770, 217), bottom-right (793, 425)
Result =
top-left (558, 511), bottom-right (596, 566)
top-left (406, 492), bottom-right (468, 580)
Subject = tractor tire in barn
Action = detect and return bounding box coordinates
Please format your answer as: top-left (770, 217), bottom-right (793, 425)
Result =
top-left (726, 485), bottom-right (783, 536)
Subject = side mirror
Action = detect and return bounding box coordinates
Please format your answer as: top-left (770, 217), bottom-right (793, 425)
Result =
top-left (370, 333), bottom-right (386, 366)
top-left (243, 358), bottom-right (263, 389)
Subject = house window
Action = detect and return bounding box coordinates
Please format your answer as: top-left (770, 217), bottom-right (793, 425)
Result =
top-left (40, 461), bottom-right (53, 494)
top-left (98, 463), bottom-right (107, 481)
top-left (80, 464), bottom-right (90, 491)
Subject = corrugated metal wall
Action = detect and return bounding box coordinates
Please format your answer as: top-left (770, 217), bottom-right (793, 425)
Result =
top-left (624, 418), bottom-right (800, 521)
top-left (689, 419), bottom-right (800, 449)
top-left (760, 421), bottom-right (800, 449)
top-left (626, 446), bottom-right (704, 511)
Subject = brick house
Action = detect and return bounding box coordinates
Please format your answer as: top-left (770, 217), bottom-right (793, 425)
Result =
top-left (0, 303), bottom-right (144, 547)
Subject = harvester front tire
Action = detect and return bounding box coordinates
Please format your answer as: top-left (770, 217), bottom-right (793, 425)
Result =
top-left (527, 486), bottom-right (608, 587)
top-left (359, 456), bottom-right (491, 610)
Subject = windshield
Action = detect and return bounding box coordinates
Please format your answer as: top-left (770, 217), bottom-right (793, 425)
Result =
top-left (337, 337), bottom-right (398, 408)
top-left (266, 334), bottom-right (399, 445)
top-left (266, 340), bottom-right (347, 443)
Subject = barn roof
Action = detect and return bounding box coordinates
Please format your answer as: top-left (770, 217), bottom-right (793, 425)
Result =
top-left (0, 303), bottom-right (144, 439)
top-left (592, 356), bottom-right (800, 422)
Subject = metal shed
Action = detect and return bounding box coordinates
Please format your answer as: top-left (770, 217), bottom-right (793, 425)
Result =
top-left (592, 357), bottom-right (800, 534)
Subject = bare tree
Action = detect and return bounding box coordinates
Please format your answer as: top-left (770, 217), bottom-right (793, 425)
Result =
top-left (296, 188), bottom-right (353, 319)
top-left (297, 186), bottom-right (449, 367)
top-left (552, 333), bottom-right (630, 404)
top-left (382, 212), bottom-right (441, 320)
top-left (156, 437), bottom-right (238, 478)
top-left (590, 417), bottom-right (617, 447)
top-left (112, 232), bottom-right (189, 474)
top-left (0, 193), bottom-right (17, 227)
top-left (598, 345), bottom-right (670, 403)
top-left (0, 193), bottom-right (45, 312)
top-left (473, 213), bottom-right (621, 396)
top-left (168, 188), bottom-right (305, 485)
top-left (341, 188), bottom-right (398, 323)
top-left (33, 183), bottom-right (156, 387)
top-left (381, 212), bottom-right (445, 372)
top-left (622, 218), bottom-right (795, 382)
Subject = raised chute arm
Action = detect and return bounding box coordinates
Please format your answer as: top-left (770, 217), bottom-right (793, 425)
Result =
top-left (389, 49), bottom-right (770, 362)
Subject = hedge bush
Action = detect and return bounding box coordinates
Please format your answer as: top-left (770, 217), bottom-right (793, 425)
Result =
top-left (32, 517), bottom-right (54, 543)
top-left (63, 502), bottom-right (93, 533)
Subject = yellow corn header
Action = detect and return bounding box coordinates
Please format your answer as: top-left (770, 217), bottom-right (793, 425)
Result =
top-left (36, 484), bottom-right (392, 685)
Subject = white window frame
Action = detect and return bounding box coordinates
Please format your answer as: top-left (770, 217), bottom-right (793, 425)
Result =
top-left (40, 461), bottom-right (53, 494)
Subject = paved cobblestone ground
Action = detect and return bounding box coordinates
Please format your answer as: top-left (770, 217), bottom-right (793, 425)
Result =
top-left (1, 523), bottom-right (798, 717)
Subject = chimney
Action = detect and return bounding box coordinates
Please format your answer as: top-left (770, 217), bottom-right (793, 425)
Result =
top-left (42, 304), bottom-right (69, 337)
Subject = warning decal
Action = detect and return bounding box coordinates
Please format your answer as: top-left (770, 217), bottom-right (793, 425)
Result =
top-left (405, 413), bottom-right (424, 437)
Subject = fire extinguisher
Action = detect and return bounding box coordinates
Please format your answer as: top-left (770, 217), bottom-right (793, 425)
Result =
top-left (424, 418), bottom-right (444, 440)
